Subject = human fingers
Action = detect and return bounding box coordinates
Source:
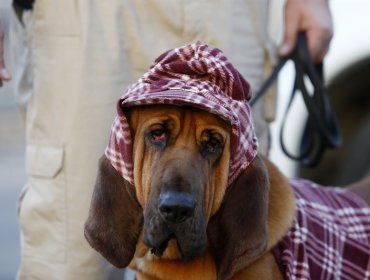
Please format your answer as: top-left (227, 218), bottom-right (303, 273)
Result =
top-left (305, 27), bottom-right (332, 63)
top-left (278, 0), bottom-right (302, 57)
top-left (303, 0), bottom-right (333, 63)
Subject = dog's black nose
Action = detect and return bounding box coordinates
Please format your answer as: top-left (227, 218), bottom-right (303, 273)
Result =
top-left (158, 192), bottom-right (195, 223)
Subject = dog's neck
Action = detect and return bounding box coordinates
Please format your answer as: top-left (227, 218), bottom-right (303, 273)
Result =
top-left (263, 157), bottom-right (296, 250)
top-left (129, 158), bottom-right (295, 280)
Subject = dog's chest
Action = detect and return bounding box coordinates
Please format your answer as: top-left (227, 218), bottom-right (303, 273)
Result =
top-left (130, 249), bottom-right (217, 280)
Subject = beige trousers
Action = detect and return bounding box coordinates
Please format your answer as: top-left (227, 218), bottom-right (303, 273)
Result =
top-left (13, 0), bottom-right (277, 279)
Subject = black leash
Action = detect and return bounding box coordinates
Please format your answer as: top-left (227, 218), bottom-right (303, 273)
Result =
top-left (251, 32), bottom-right (342, 166)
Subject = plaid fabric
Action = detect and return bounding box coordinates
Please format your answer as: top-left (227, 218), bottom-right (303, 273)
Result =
top-left (273, 179), bottom-right (370, 280)
top-left (105, 42), bottom-right (258, 186)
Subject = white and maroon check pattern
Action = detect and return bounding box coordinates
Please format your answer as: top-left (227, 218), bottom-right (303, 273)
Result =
top-left (105, 42), bottom-right (258, 185)
top-left (274, 179), bottom-right (370, 280)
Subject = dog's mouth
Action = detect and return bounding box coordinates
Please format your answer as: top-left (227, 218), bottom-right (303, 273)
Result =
top-left (149, 235), bottom-right (172, 257)
top-left (147, 232), bottom-right (206, 262)
top-left (143, 213), bottom-right (207, 261)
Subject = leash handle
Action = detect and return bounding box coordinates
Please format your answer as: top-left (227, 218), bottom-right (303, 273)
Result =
top-left (251, 32), bottom-right (342, 166)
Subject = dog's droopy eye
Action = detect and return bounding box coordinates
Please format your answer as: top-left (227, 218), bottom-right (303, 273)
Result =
top-left (200, 130), bottom-right (224, 156)
top-left (148, 124), bottom-right (167, 145)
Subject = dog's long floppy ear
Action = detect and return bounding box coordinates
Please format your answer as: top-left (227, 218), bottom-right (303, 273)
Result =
top-left (84, 155), bottom-right (143, 268)
top-left (207, 155), bottom-right (269, 280)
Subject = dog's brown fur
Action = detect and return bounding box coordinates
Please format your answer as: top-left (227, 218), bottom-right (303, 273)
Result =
top-left (85, 105), bottom-right (369, 280)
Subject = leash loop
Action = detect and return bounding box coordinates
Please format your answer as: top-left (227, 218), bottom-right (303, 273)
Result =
top-left (251, 32), bottom-right (342, 166)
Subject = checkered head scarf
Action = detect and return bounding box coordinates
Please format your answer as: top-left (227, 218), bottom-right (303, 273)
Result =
top-left (105, 42), bottom-right (258, 186)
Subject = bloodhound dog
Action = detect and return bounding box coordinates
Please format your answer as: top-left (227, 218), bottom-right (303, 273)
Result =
top-left (84, 104), bottom-right (370, 280)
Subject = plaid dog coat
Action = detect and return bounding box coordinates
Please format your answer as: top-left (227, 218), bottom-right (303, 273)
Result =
top-left (273, 179), bottom-right (370, 280)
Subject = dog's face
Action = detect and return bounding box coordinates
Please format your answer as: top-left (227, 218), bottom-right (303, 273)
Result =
top-left (85, 104), bottom-right (270, 280)
top-left (127, 105), bottom-right (231, 260)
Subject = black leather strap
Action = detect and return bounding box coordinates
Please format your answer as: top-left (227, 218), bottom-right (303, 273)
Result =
top-left (251, 32), bottom-right (342, 166)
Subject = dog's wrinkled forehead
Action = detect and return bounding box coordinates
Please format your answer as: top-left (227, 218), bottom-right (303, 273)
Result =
top-left (105, 42), bottom-right (258, 186)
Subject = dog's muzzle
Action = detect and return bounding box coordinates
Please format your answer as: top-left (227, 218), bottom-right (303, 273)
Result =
top-left (143, 152), bottom-right (207, 260)
top-left (143, 184), bottom-right (206, 260)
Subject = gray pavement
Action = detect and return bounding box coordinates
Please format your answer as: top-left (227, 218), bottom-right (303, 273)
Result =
top-left (1, 2), bottom-right (25, 278)
top-left (0, 104), bottom-right (25, 280)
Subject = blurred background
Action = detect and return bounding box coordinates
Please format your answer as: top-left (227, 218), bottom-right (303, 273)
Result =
top-left (0, 1), bottom-right (25, 279)
top-left (0, 0), bottom-right (369, 279)
top-left (270, 0), bottom-right (370, 184)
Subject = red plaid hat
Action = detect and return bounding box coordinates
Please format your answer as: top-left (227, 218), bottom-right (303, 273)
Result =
top-left (105, 42), bottom-right (258, 186)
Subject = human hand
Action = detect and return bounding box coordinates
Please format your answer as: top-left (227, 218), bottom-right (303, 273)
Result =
top-left (0, 24), bottom-right (12, 87)
top-left (278, 0), bottom-right (333, 63)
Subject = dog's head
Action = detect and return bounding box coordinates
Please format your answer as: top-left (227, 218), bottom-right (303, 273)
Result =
top-left (85, 104), bottom-right (270, 279)
top-left (129, 105), bottom-right (231, 261)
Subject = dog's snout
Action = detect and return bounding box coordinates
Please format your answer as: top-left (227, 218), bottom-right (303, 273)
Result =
top-left (159, 192), bottom-right (195, 223)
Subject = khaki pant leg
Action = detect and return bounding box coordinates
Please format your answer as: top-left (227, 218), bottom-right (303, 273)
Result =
top-left (16, 0), bottom-right (124, 279)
